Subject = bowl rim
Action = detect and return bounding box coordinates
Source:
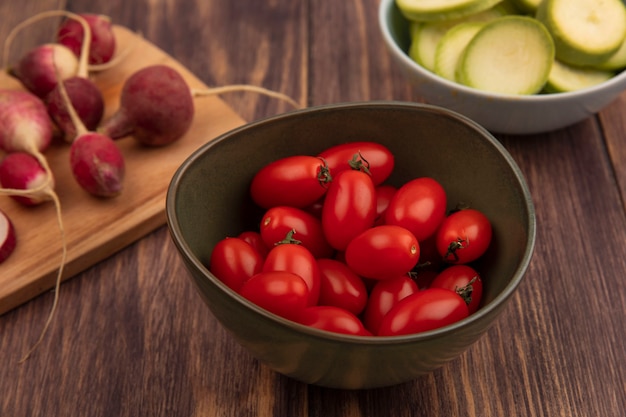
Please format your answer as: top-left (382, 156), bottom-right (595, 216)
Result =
top-left (166, 100), bottom-right (537, 345)
top-left (378, 0), bottom-right (626, 102)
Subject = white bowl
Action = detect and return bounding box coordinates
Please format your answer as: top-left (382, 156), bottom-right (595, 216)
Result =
top-left (379, 0), bottom-right (626, 135)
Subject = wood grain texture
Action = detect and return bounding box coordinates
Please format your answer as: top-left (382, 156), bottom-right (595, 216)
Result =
top-left (1, 0), bottom-right (626, 416)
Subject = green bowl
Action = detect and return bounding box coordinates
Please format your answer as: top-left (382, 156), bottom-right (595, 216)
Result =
top-left (166, 101), bottom-right (536, 389)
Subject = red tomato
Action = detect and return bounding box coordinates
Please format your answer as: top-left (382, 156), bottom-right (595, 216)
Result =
top-left (240, 271), bottom-right (309, 321)
top-left (377, 288), bottom-right (469, 336)
top-left (209, 237), bottom-right (264, 292)
top-left (430, 265), bottom-right (483, 314)
top-left (318, 141), bottom-right (394, 185)
top-left (260, 206), bottom-right (334, 258)
top-left (322, 170), bottom-right (376, 251)
top-left (296, 306), bottom-right (372, 336)
top-left (344, 225), bottom-right (420, 280)
top-left (384, 177), bottom-right (447, 242)
top-left (238, 230), bottom-right (270, 259)
top-left (317, 258), bottom-right (368, 315)
top-left (262, 243), bottom-right (321, 306)
top-left (374, 184), bottom-right (397, 226)
top-left (436, 208), bottom-right (492, 264)
top-left (363, 275), bottom-right (419, 335)
top-left (250, 155), bottom-right (331, 209)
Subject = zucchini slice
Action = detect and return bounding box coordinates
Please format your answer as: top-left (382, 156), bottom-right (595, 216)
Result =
top-left (434, 22), bottom-right (485, 81)
top-left (406, 3), bottom-right (513, 71)
top-left (545, 60), bottom-right (614, 93)
top-left (396, 0), bottom-right (504, 22)
top-left (457, 15), bottom-right (555, 94)
top-left (536, 0), bottom-right (626, 67)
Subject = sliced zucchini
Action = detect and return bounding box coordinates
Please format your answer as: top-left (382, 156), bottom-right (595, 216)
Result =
top-left (396, 0), bottom-right (504, 22)
top-left (545, 60), bottom-right (614, 93)
top-left (595, 37), bottom-right (626, 71)
top-left (536, 0), bottom-right (626, 67)
top-left (406, 3), bottom-right (513, 71)
top-left (457, 15), bottom-right (555, 95)
top-left (434, 22), bottom-right (484, 81)
top-left (409, 21), bottom-right (454, 71)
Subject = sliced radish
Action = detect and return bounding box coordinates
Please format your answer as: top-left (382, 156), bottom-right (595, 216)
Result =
top-left (0, 209), bottom-right (17, 263)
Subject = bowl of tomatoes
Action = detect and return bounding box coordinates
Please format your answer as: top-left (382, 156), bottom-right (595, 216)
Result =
top-left (166, 101), bottom-right (536, 389)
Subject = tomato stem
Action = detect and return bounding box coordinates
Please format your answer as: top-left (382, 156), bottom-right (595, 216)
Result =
top-left (455, 276), bottom-right (478, 305)
top-left (443, 237), bottom-right (469, 262)
top-left (275, 228), bottom-right (302, 245)
top-left (348, 152), bottom-right (371, 175)
top-left (317, 158), bottom-right (333, 187)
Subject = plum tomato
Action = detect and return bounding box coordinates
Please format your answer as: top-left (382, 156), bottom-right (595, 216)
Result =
top-left (260, 206), bottom-right (334, 258)
top-left (240, 271), bottom-right (309, 321)
top-left (374, 184), bottom-right (397, 226)
top-left (344, 225), bottom-right (420, 280)
top-left (317, 258), bottom-right (368, 315)
top-left (436, 208), bottom-right (492, 264)
top-left (209, 237), bottom-right (264, 292)
top-left (250, 155), bottom-right (332, 209)
top-left (384, 177), bottom-right (447, 242)
top-left (262, 243), bottom-right (321, 306)
top-left (238, 230), bottom-right (270, 259)
top-left (318, 141), bottom-right (394, 186)
top-left (296, 306), bottom-right (372, 336)
top-left (363, 275), bottom-right (419, 335)
top-left (377, 288), bottom-right (469, 336)
top-left (322, 169), bottom-right (377, 251)
top-left (430, 265), bottom-right (483, 314)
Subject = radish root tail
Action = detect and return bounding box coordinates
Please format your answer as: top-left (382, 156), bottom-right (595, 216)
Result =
top-left (18, 189), bottom-right (66, 363)
top-left (191, 85), bottom-right (300, 109)
top-left (0, 146), bottom-right (67, 363)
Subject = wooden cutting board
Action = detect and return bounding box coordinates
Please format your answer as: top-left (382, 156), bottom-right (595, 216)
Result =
top-left (0, 25), bottom-right (247, 315)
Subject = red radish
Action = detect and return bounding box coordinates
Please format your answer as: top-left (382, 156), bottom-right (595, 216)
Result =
top-left (57, 13), bottom-right (116, 65)
top-left (0, 89), bottom-right (53, 153)
top-left (0, 208), bottom-right (17, 264)
top-left (99, 65), bottom-right (300, 147)
top-left (7, 43), bottom-right (78, 99)
top-left (99, 64), bottom-right (195, 146)
top-left (47, 77), bottom-right (104, 141)
top-left (70, 134), bottom-right (125, 197)
top-left (55, 67), bottom-right (125, 197)
top-left (0, 152), bottom-right (55, 205)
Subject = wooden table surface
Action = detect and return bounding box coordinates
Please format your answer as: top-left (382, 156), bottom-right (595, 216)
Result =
top-left (1, 1), bottom-right (625, 416)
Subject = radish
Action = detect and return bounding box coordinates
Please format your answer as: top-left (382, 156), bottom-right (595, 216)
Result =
top-left (99, 64), bottom-right (195, 146)
top-left (99, 64), bottom-right (299, 147)
top-left (0, 152), bottom-right (55, 206)
top-left (0, 89), bottom-right (53, 153)
top-left (47, 77), bottom-right (104, 141)
top-left (7, 44), bottom-right (78, 99)
top-left (57, 13), bottom-right (116, 65)
top-left (0, 208), bottom-right (17, 264)
top-left (55, 67), bottom-right (125, 197)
